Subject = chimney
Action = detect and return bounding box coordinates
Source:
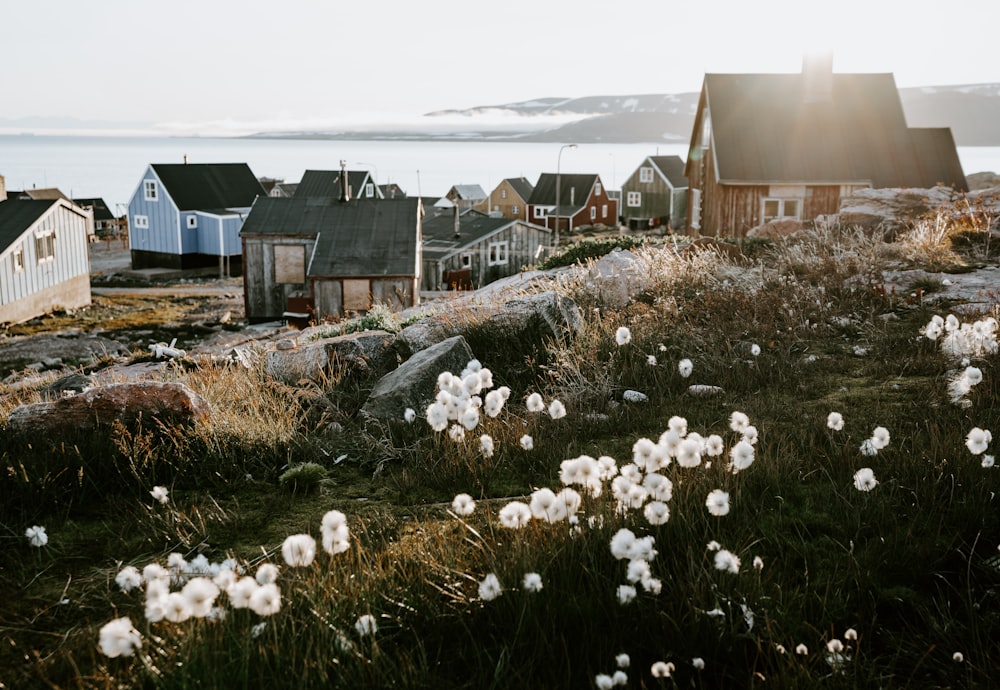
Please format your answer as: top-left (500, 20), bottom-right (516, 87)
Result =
top-left (183, 154), bottom-right (188, 164)
top-left (339, 159), bottom-right (351, 203)
top-left (453, 203), bottom-right (460, 238)
top-left (802, 52), bottom-right (833, 103)
top-left (570, 187), bottom-right (575, 206)
top-left (0, 174), bottom-right (6, 202)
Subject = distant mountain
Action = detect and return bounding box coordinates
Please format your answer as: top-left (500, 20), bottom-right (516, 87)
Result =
top-left (248, 84), bottom-right (1000, 145)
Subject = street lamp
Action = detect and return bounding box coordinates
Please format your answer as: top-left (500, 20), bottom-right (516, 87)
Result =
top-left (355, 162), bottom-right (379, 199)
top-left (554, 143), bottom-right (577, 251)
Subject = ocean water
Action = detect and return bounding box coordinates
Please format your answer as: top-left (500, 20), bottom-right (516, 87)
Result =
top-left (1, 135), bottom-right (996, 215)
top-left (0, 135), bottom-right (683, 214)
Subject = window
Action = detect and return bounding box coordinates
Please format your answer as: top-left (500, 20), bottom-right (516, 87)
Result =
top-left (12, 246), bottom-right (24, 272)
top-left (639, 167), bottom-right (654, 183)
top-left (691, 189), bottom-right (702, 230)
top-left (762, 198), bottom-right (802, 223)
top-left (487, 240), bottom-right (509, 266)
top-left (35, 232), bottom-right (55, 263)
top-left (602, 204), bottom-right (608, 219)
top-left (461, 253), bottom-right (472, 268)
top-left (187, 215), bottom-right (198, 229)
top-left (274, 244), bottom-right (306, 284)
top-left (143, 180), bottom-right (158, 201)
top-left (365, 183), bottom-right (374, 198)
top-left (134, 214), bottom-right (149, 229)
top-left (595, 182), bottom-right (603, 195)
top-left (627, 191), bottom-right (641, 207)
top-left (343, 279), bottom-right (370, 311)
top-left (500, 189), bottom-right (507, 199)
top-left (590, 206), bottom-right (597, 220)
top-left (512, 205), bottom-right (519, 215)
top-left (533, 206), bottom-right (546, 219)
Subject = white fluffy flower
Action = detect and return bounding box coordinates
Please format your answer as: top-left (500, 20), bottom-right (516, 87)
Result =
top-left (354, 613), bottom-right (378, 636)
top-left (150, 485), bottom-right (169, 504)
top-left (25, 525), bottom-right (48, 547)
top-left (675, 438), bottom-right (703, 468)
top-left (796, 644), bottom-right (809, 655)
top-left (650, 661), bottom-right (675, 677)
top-left (452, 493), bottom-right (476, 516)
top-left (522, 572), bottom-right (543, 593)
top-left (116, 566), bottom-right (143, 593)
top-left (426, 401), bottom-right (448, 432)
top-left (615, 326), bottom-right (632, 346)
top-left (281, 534), bottom-right (316, 567)
top-left (753, 556), bottom-right (764, 571)
top-left (729, 411), bottom-right (750, 433)
top-left (548, 399), bottom-right (567, 419)
top-left (248, 582), bottom-right (281, 616)
top-left (678, 358), bottom-right (693, 378)
top-left (255, 563), bottom-right (279, 585)
top-left (644, 500), bottom-right (670, 525)
top-left (728, 441), bottom-right (755, 473)
top-left (520, 434), bottom-right (534, 451)
top-left (714, 549), bottom-right (741, 574)
top-left (705, 489), bottom-right (730, 516)
top-left (182, 577), bottom-right (220, 618)
top-left (403, 407), bottom-right (416, 423)
top-left (98, 617), bottom-right (142, 658)
top-left (525, 392), bottom-right (545, 413)
top-left (870, 426), bottom-right (891, 450)
top-left (616, 584), bottom-right (637, 605)
top-left (615, 653), bottom-right (630, 669)
top-left (478, 573), bottom-right (502, 601)
top-left (827, 412), bottom-right (844, 431)
top-left (750, 343), bottom-right (761, 356)
top-left (853, 467), bottom-right (878, 492)
top-left (982, 454), bottom-right (995, 469)
top-left (227, 576), bottom-right (259, 609)
top-left (966, 427), bottom-right (992, 455)
top-left (595, 674), bottom-right (614, 690)
top-left (498, 501), bottom-right (532, 528)
top-left (479, 434), bottom-right (495, 458)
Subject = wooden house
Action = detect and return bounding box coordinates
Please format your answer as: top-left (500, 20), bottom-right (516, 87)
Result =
top-left (127, 163), bottom-right (265, 272)
top-left (0, 195), bottom-right (93, 324)
top-left (620, 156), bottom-right (688, 231)
top-left (526, 173), bottom-right (618, 233)
top-left (240, 196), bottom-right (422, 323)
top-left (420, 206), bottom-right (550, 291)
top-left (443, 184), bottom-right (487, 211)
top-left (685, 58), bottom-right (968, 237)
top-left (295, 170), bottom-right (380, 200)
top-left (476, 177), bottom-right (534, 221)
top-left (73, 197), bottom-right (117, 238)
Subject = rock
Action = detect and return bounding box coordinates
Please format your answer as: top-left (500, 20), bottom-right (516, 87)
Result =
top-left (6, 381), bottom-right (211, 435)
top-left (834, 186), bottom-right (960, 231)
top-left (361, 335), bottom-right (475, 421)
top-left (265, 330), bottom-right (395, 385)
top-left (586, 249), bottom-right (649, 308)
top-left (686, 384), bottom-right (724, 397)
top-left (746, 219), bottom-right (806, 240)
top-left (43, 372), bottom-right (93, 399)
top-left (622, 390), bottom-right (648, 403)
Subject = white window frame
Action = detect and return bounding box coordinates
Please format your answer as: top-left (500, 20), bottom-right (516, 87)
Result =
top-left (639, 167), bottom-right (654, 183)
top-left (762, 198), bottom-right (802, 224)
top-left (590, 206), bottom-right (597, 221)
top-left (13, 246), bottom-right (24, 272)
top-left (601, 204), bottom-right (608, 219)
top-left (365, 182), bottom-right (374, 198)
top-left (533, 206), bottom-right (546, 220)
top-left (187, 215), bottom-right (198, 229)
top-left (35, 231), bottom-right (55, 263)
top-left (143, 180), bottom-right (158, 201)
top-left (627, 191), bottom-right (641, 207)
top-left (595, 182), bottom-right (603, 195)
top-left (500, 189), bottom-right (507, 199)
top-left (461, 252), bottom-right (473, 268)
top-left (134, 214), bottom-right (149, 229)
top-left (512, 205), bottom-right (519, 215)
top-left (487, 240), bottom-right (509, 266)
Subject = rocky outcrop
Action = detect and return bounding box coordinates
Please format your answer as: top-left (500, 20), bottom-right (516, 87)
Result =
top-left (265, 330), bottom-right (396, 385)
top-left (833, 186), bottom-right (960, 230)
top-left (361, 335), bottom-right (474, 421)
top-left (584, 249), bottom-right (650, 308)
top-left (6, 381), bottom-right (211, 435)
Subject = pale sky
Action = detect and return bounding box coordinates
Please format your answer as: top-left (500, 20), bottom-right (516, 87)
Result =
top-left (3, 0), bottom-right (998, 135)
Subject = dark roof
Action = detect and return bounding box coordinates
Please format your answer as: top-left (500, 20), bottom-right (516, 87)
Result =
top-left (241, 197), bottom-right (421, 277)
top-left (421, 208), bottom-right (524, 260)
top-left (150, 163), bottom-right (265, 211)
top-left (378, 183), bottom-right (406, 199)
top-left (528, 173), bottom-right (600, 214)
top-left (0, 199), bottom-right (56, 253)
top-left (699, 73), bottom-right (967, 190)
top-left (294, 170), bottom-right (374, 199)
top-left (73, 197), bottom-right (116, 221)
top-left (504, 177), bottom-right (534, 201)
top-left (648, 156), bottom-right (688, 188)
top-left (19, 188), bottom-right (68, 201)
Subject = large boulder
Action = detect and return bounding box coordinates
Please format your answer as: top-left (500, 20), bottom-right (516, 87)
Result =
top-left (584, 249), bottom-right (651, 308)
top-left (265, 330), bottom-right (396, 385)
top-left (834, 186), bottom-right (960, 230)
top-left (6, 381), bottom-right (211, 435)
top-left (361, 335), bottom-right (475, 421)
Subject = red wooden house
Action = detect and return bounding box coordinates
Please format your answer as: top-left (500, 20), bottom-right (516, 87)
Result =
top-left (527, 173), bottom-right (618, 233)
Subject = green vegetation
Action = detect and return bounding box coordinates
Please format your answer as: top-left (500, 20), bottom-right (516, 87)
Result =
top-left (2, 221), bottom-right (999, 688)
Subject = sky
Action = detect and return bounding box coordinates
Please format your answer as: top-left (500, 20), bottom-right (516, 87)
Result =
top-left (3, 0), bottom-right (999, 136)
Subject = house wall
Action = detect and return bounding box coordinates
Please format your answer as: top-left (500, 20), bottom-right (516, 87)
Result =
top-left (311, 275), bottom-right (416, 320)
top-left (197, 213), bottom-right (247, 256)
top-left (242, 235), bottom-right (316, 322)
top-left (423, 222), bottom-right (550, 290)
top-left (0, 202), bottom-right (92, 323)
top-left (480, 180), bottom-right (528, 221)
top-left (621, 163), bottom-right (682, 229)
top-left (128, 166), bottom-right (180, 256)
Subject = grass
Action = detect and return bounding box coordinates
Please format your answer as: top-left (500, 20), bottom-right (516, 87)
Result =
top-left (2, 218), bottom-right (1000, 688)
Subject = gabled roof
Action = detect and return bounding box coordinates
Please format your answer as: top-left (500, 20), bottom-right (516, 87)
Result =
top-left (150, 163), bottom-right (265, 211)
top-left (16, 188), bottom-right (68, 201)
top-left (447, 184), bottom-right (487, 201)
top-left (647, 156), bottom-right (688, 188)
top-left (528, 173), bottom-right (601, 215)
top-left (503, 177), bottom-right (534, 201)
top-left (240, 197), bottom-right (421, 277)
top-left (0, 199), bottom-right (56, 253)
top-left (294, 170), bottom-right (375, 199)
top-left (73, 197), bottom-right (115, 222)
top-left (695, 72), bottom-right (967, 190)
top-left (421, 208), bottom-right (540, 260)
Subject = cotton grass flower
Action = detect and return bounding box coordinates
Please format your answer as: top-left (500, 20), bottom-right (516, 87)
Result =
top-left (650, 661), bottom-right (674, 677)
top-left (523, 572), bottom-right (543, 592)
top-left (164, 592), bottom-right (193, 623)
top-left (675, 438), bottom-right (703, 468)
top-left (644, 501), bottom-right (670, 525)
top-left (321, 510), bottom-right (350, 555)
top-left (827, 412), bottom-right (844, 431)
top-left (612, 670), bottom-right (627, 686)
top-left (227, 577), bottom-right (259, 609)
top-left (728, 441), bottom-right (755, 473)
top-left (479, 434), bottom-right (495, 458)
top-left (25, 525), bottom-right (48, 547)
top-left (853, 467), bottom-right (878, 492)
top-left (281, 534), bottom-right (316, 567)
top-left (796, 644), bottom-right (809, 655)
top-left (116, 566), bottom-right (143, 593)
top-left (255, 563), bottom-right (279, 585)
top-left (982, 454), bottom-right (995, 468)
top-left (729, 411), bottom-right (750, 433)
top-left (478, 573), bottom-right (502, 601)
top-left (705, 489), bottom-right (730, 517)
top-left (354, 613), bottom-right (378, 636)
top-left (678, 358), bottom-right (693, 378)
top-left (451, 493), bottom-right (476, 516)
top-left (753, 556), bottom-right (764, 571)
top-left (594, 674), bottom-right (614, 690)
top-left (425, 401), bottom-right (448, 432)
top-left (615, 653), bottom-right (630, 669)
top-left (860, 438), bottom-right (878, 456)
top-left (643, 473), bottom-right (672, 501)
top-left (249, 582), bottom-right (281, 616)
top-left (548, 399), bottom-right (567, 419)
top-left (520, 434), bottom-right (534, 450)
top-left (870, 426), bottom-right (890, 450)
top-left (646, 354), bottom-right (657, 366)
top-left (150, 485), bottom-right (169, 504)
top-left (182, 577), bottom-right (220, 618)
top-left (750, 343), bottom-right (761, 356)
top-left (966, 427), bottom-right (992, 455)
top-left (692, 657), bottom-right (705, 670)
top-left (499, 501), bottom-right (532, 528)
top-left (952, 651), bottom-right (964, 662)
top-left (98, 617), bottom-right (142, 658)
top-left (616, 584), bottom-right (637, 605)
top-left (844, 628), bottom-right (857, 641)
top-left (525, 392), bottom-right (545, 412)
top-left (714, 549), bottom-right (741, 574)
top-left (615, 326), bottom-right (632, 345)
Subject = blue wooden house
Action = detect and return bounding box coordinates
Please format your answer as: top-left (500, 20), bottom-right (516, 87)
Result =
top-left (127, 163), bottom-right (265, 272)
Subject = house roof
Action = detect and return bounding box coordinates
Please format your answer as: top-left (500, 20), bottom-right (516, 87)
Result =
top-left (73, 197), bottom-right (116, 221)
top-left (240, 197), bottom-right (421, 277)
top-left (421, 207), bottom-right (538, 261)
top-left (648, 156), bottom-right (688, 188)
top-left (0, 198), bottom-right (57, 253)
top-left (528, 173), bottom-right (600, 215)
top-left (294, 170), bottom-right (374, 199)
top-left (503, 177), bottom-right (534, 201)
top-left (447, 184), bottom-right (487, 201)
top-left (696, 72), bottom-right (967, 190)
top-left (17, 188), bottom-right (69, 201)
top-left (151, 163), bottom-right (264, 211)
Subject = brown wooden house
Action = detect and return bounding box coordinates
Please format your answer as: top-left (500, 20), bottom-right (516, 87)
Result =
top-left (685, 58), bottom-right (968, 237)
top-left (620, 156), bottom-right (688, 231)
top-left (476, 177), bottom-right (534, 221)
top-left (526, 173), bottom-right (618, 233)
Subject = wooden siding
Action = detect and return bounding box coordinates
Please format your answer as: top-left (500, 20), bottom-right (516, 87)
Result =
top-left (128, 167), bottom-right (180, 256)
top-left (312, 276), bottom-right (415, 320)
top-left (480, 180), bottom-right (529, 221)
top-left (0, 201), bottom-right (92, 323)
top-left (422, 222), bottom-right (549, 291)
top-left (242, 235), bottom-right (316, 322)
top-left (196, 213), bottom-right (246, 256)
top-left (621, 164), bottom-right (683, 228)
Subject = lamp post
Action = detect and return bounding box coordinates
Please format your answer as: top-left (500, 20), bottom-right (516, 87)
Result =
top-left (355, 162), bottom-right (379, 199)
top-left (554, 143), bottom-right (577, 251)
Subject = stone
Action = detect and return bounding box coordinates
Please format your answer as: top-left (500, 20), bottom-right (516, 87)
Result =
top-left (361, 335), bottom-right (475, 421)
top-left (7, 381), bottom-right (211, 435)
top-left (686, 384), bottom-right (724, 397)
top-left (264, 330), bottom-right (395, 385)
top-left (746, 219), bottom-right (806, 240)
top-left (622, 390), bottom-right (648, 403)
top-left (585, 249), bottom-right (649, 308)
